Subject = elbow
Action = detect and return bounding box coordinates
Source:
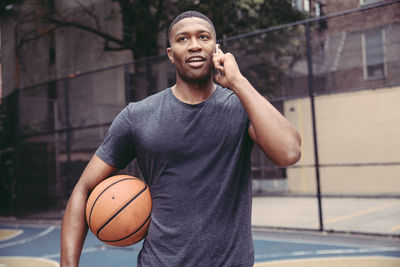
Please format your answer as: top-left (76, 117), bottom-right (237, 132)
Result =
top-left (259, 131), bottom-right (302, 167)
top-left (270, 140), bottom-right (302, 167)
top-left (276, 148), bottom-right (301, 167)
top-left (280, 132), bottom-right (302, 167)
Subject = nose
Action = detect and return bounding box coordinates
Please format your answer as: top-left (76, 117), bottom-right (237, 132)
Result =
top-left (188, 37), bottom-right (202, 52)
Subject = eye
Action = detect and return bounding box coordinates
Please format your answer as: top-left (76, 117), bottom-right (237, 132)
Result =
top-left (177, 36), bottom-right (187, 42)
top-left (200, 34), bottom-right (210, 40)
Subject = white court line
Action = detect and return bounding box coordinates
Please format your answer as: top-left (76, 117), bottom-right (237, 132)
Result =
top-left (255, 256), bottom-right (400, 266)
top-left (316, 200), bottom-right (400, 226)
top-left (0, 226), bottom-right (55, 249)
top-left (0, 256), bottom-right (59, 266)
top-left (43, 246), bottom-right (108, 259)
top-left (255, 246), bottom-right (400, 260)
top-left (0, 229), bottom-right (24, 242)
top-left (253, 234), bottom-right (400, 249)
top-left (390, 224), bottom-right (400, 232)
top-left (253, 236), bottom-right (373, 248)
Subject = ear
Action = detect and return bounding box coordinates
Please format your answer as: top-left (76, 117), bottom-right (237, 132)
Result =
top-left (166, 47), bottom-right (175, 64)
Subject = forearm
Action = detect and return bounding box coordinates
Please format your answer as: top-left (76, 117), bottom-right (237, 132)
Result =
top-left (60, 155), bottom-right (117, 267)
top-left (230, 76), bottom-right (301, 166)
top-left (60, 185), bottom-right (89, 267)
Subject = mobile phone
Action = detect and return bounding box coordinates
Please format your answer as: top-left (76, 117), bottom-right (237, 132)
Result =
top-left (215, 44), bottom-right (222, 77)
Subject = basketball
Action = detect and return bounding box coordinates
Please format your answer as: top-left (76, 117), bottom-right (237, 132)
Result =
top-left (85, 175), bottom-right (152, 247)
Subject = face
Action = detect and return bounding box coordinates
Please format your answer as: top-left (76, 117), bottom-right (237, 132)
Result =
top-left (167, 17), bottom-right (216, 83)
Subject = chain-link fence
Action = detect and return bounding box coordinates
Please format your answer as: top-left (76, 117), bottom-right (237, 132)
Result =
top-left (2, 1), bottom-right (400, 236)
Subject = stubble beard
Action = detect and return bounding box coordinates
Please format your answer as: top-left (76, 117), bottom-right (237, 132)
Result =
top-left (176, 62), bottom-right (213, 86)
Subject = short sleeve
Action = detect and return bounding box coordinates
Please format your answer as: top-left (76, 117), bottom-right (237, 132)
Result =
top-left (95, 105), bottom-right (136, 169)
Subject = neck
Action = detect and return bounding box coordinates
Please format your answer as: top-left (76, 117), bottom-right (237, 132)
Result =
top-left (172, 75), bottom-right (216, 104)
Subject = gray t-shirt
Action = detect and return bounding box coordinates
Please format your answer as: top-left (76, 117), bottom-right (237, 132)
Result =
top-left (96, 86), bottom-right (254, 266)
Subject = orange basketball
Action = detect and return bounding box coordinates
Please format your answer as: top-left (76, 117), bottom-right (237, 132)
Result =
top-left (86, 175), bottom-right (152, 247)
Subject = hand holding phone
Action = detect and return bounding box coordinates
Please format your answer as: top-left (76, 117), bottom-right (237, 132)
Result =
top-left (213, 44), bottom-right (243, 89)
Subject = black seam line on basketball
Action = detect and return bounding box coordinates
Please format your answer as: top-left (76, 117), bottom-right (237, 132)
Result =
top-left (96, 184), bottom-right (148, 240)
top-left (88, 177), bottom-right (139, 230)
top-left (89, 177), bottom-right (139, 229)
top-left (101, 213), bottom-right (151, 243)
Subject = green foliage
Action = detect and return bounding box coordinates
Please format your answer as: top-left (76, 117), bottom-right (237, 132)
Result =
top-left (177, 0), bottom-right (306, 39)
top-left (228, 26), bottom-right (306, 98)
top-left (119, 0), bottom-right (306, 57)
top-left (13, 0), bottom-right (306, 59)
top-left (111, 0), bottom-right (307, 96)
top-left (13, 0), bottom-right (307, 95)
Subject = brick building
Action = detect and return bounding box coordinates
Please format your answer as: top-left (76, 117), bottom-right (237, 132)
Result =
top-left (285, 0), bottom-right (400, 96)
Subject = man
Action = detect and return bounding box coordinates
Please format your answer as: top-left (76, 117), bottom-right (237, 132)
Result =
top-left (61, 11), bottom-right (301, 266)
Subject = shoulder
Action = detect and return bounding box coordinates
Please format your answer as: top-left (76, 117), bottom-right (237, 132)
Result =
top-left (214, 86), bottom-right (249, 125)
top-left (214, 86), bottom-right (243, 108)
top-left (215, 86), bottom-right (235, 98)
top-left (119, 88), bottom-right (171, 126)
top-left (125, 88), bottom-right (170, 114)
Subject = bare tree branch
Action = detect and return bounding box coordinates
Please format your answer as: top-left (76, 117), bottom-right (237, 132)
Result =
top-left (44, 16), bottom-right (127, 48)
top-left (104, 42), bottom-right (131, 51)
top-left (17, 25), bottom-right (58, 48)
top-left (73, 0), bottom-right (101, 30)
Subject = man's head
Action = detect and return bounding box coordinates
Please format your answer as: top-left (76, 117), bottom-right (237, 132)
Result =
top-left (168, 11), bottom-right (216, 45)
top-left (167, 11), bottom-right (217, 83)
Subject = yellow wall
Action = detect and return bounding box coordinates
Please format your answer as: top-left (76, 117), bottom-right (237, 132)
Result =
top-left (284, 86), bottom-right (400, 195)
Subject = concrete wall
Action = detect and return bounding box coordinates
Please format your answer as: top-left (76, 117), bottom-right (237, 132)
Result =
top-left (285, 86), bottom-right (400, 196)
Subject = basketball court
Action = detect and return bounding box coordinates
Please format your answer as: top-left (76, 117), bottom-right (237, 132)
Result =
top-left (1, 220), bottom-right (399, 267)
top-left (2, 1), bottom-right (400, 266)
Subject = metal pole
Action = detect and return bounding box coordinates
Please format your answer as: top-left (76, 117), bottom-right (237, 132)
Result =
top-left (124, 65), bottom-right (131, 104)
top-left (305, 22), bottom-right (324, 231)
top-left (53, 100), bottom-right (61, 199)
top-left (64, 79), bottom-right (71, 195)
top-left (13, 89), bottom-right (20, 216)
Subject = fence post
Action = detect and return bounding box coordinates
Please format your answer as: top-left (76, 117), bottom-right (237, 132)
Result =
top-left (305, 22), bottom-right (324, 232)
top-left (64, 78), bottom-right (72, 196)
top-left (124, 65), bottom-right (131, 104)
top-left (12, 89), bottom-right (20, 216)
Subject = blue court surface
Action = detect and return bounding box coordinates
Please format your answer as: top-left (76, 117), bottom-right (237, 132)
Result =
top-left (1, 222), bottom-right (400, 266)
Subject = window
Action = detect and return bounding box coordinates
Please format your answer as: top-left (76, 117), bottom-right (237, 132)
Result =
top-left (292, 0), bottom-right (310, 12)
top-left (292, 0), bottom-right (303, 10)
top-left (304, 0), bottom-right (310, 12)
top-left (359, 0), bottom-right (385, 6)
top-left (315, 2), bottom-right (327, 31)
top-left (315, 2), bottom-right (321, 16)
top-left (362, 29), bottom-right (386, 80)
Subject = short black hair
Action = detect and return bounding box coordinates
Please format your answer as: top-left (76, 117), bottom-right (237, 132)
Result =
top-left (168, 11), bottom-right (216, 43)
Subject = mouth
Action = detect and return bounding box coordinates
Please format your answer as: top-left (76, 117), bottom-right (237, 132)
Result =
top-left (186, 56), bottom-right (207, 67)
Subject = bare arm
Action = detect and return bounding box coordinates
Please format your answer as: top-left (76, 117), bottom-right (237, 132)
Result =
top-left (213, 48), bottom-right (301, 167)
top-left (60, 154), bottom-right (117, 267)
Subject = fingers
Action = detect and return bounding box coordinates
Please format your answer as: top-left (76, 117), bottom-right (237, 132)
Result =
top-left (213, 50), bottom-right (242, 88)
top-left (213, 48), bottom-right (224, 77)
